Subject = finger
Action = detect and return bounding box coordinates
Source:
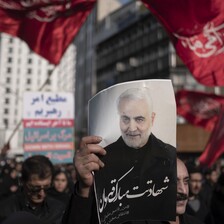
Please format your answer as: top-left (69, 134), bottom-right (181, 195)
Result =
top-left (80, 136), bottom-right (102, 148)
top-left (75, 145), bottom-right (106, 158)
top-left (75, 153), bottom-right (105, 171)
top-left (87, 143), bottom-right (106, 155)
top-left (82, 153), bottom-right (105, 168)
top-left (76, 159), bottom-right (103, 182)
top-left (83, 161), bottom-right (104, 172)
top-left (78, 138), bottom-right (106, 156)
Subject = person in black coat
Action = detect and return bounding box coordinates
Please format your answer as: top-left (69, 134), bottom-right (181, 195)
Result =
top-left (186, 166), bottom-right (213, 224)
top-left (0, 168), bottom-right (19, 200)
top-left (48, 169), bottom-right (71, 206)
top-left (62, 142), bottom-right (204, 224)
top-left (2, 211), bottom-right (41, 224)
top-left (94, 88), bottom-right (177, 223)
top-left (210, 172), bottom-right (224, 224)
top-left (0, 155), bottom-right (65, 224)
top-left (62, 88), bottom-right (200, 223)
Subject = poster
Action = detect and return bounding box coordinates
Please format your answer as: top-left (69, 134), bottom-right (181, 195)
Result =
top-left (89, 80), bottom-right (177, 224)
top-left (23, 92), bottom-right (74, 164)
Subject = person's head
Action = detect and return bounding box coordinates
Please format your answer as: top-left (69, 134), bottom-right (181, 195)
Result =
top-left (70, 168), bottom-right (77, 184)
top-left (176, 158), bottom-right (189, 216)
top-left (117, 87), bottom-right (155, 149)
top-left (205, 167), bottom-right (219, 185)
top-left (9, 168), bottom-right (18, 179)
top-left (188, 166), bottom-right (203, 197)
top-left (214, 172), bottom-right (224, 195)
top-left (53, 170), bottom-right (69, 193)
top-left (21, 155), bottom-right (54, 205)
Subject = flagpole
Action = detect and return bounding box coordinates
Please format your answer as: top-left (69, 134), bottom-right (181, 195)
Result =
top-left (0, 65), bottom-right (56, 156)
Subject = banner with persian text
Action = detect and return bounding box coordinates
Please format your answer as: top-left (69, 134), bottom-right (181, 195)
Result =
top-left (142, 0), bottom-right (224, 86)
top-left (23, 92), bottom-right (74, 164)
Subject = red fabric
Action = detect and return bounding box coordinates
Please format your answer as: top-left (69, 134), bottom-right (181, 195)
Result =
top-left (0, 0), bottom-right (96, 64)
top-left (141, 0), bottom-right (224, 86)
top-left (176, 90), bottom-right (224, 131)
top-left (198, 105), bottom-right (224, 167)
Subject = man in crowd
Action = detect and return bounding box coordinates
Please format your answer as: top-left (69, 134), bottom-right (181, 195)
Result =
top-left (62, 135), bottom-right (204, 224)
top-left (200, 166), bottom-right (219, 208)
top-left (0, 155), bottom-right (65, 224)
top-left (210, 172), bottom-right (224, 224)
top-left (186, 166), bottom-right (212, 224)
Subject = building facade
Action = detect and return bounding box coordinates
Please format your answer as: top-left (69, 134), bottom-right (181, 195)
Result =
top-left (74, 0), bottom-right (123, 144)
top-left (0, 33), bottom-right (76, 155)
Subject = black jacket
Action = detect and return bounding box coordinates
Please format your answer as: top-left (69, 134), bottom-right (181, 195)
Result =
top-left (48, 187), bottom-right (71, 206)
top-left (0, 190), bottom-right (65, 224)
top-left (62, 192), bottom-right (205, 224)
top-left (63, 134), bottom-right (178, 224)
top-left (95, 134), bottom-right (177, 223)
top-left (186, 196), bottom-right (213, 224)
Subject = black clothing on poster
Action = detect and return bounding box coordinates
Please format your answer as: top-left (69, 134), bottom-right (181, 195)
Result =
top-left (62, 192), bottom-right (205, 224)
top-left (0, 189), bottom-right (65, 224)
top-left (94, 134), bottom-right (177, 224)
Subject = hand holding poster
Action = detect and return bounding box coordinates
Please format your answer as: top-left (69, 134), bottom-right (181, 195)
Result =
top-left (88, 80), bottom-right (177, 224)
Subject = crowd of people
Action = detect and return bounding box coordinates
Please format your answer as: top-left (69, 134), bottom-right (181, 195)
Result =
top-left (0, 155), bottom-right (77, 224)
top-left (0, 148), bottom-right (223, 224)
top-left (185, 158), bottom-right (224, 224)
top-left (0, 86), bottom-right (224, 224)
top-left (1, 86), bottom-right (223, 224)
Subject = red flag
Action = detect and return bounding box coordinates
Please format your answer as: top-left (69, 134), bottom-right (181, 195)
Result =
top-left (198, 105), bottom-right (224, 167)
top-left (176, 90), bottom-right (224, 131)
top-left (0, 0), bottom-right (96, 64)
top-left (141, 0), bottom-right (224, 86)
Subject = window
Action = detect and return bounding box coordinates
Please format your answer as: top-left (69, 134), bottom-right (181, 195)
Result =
top-left (7, 67), bottom-right (12, 73)
top-left (27, 68), bottom-right (32, 74)
top-left (48, 70), bottom-right (52, 76)
top-left (9, 38), bottom-right (13, 43)
top-left (4, 119), bottom-right (8, 128)
top-left (7, 57), bottom-right (12, 63)
top-left (6, 77), bottom-right (11, 83)
top-left (46, 79), bottom-right (51, 85)
top-left (8, 48), bottom-right (13, 53)
top-left (5, 88), bottom-right (10, 93)
top-left (26, 79), bottom-right (31, 84)
top-left (28, 58), bottom-right (32, 64)
top-left (5, 98), bottom-right (10, 104)
top-left (4, 108), bottom-right (9, 114)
